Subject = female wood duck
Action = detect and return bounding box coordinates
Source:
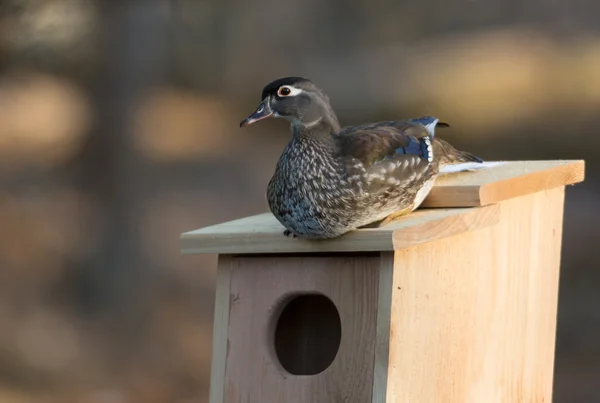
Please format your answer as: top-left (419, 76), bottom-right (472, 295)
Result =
top-left (240, 77), bottom-right (484, 239)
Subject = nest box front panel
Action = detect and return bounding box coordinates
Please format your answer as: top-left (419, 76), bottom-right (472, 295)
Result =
top-left (221, 254), bottom-right (382, 403)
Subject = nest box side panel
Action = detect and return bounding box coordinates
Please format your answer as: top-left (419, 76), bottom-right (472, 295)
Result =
top-left (217, 254), bottom-right (383, 403)
top-left (381, 186), bottom-right (565, 403)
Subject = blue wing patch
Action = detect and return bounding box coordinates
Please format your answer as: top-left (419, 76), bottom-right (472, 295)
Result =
top-left (394, 136), bottom-right (433, 162)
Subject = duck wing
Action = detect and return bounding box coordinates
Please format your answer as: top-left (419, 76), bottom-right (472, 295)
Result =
top-left (335, 118), bottom-right (443, 191)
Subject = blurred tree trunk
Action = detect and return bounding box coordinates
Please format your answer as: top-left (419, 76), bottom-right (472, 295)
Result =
top-left (68, 0), bottom-right (170, 336)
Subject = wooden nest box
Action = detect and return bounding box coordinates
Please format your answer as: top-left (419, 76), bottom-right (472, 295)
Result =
top-left (181, 160), bottom-right (585, 403)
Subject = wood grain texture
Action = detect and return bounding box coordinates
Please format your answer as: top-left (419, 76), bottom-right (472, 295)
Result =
top-left (180, 160), bottom-right (582, 255)
top-left (423, 159), bottom-right (584, 207)
top-left (379, 187), bottom-right (565, 403)
top-left (209, 256), bottom-right (232, 403)
top-left (372, 252), bottom-right (394, 403)
top-left (222, 255), bottom-right (381, 403)
top-left (181, 205), bottom-right (499, 255)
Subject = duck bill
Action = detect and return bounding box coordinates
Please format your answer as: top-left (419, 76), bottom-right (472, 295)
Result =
top-left (240, 99), bottom-right (273, 127)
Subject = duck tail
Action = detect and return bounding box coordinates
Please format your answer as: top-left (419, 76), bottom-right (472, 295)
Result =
top-left (433, 137), bottom-right (484, 165)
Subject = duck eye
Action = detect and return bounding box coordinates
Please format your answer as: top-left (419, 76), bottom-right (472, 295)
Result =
top-left (278, 86), bottom-right (292, 97)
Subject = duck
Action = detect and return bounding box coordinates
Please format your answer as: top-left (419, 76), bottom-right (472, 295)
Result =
top-left (240, 76), bottom-right (484, 239)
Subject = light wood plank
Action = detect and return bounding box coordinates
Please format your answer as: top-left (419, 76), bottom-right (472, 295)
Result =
top-left (381, 187), bottom-right (565, 402)
top-left (223, 255), bottom-right (381, 403)
top-left (181, 205), bottom-right (499, 255)
top-left (208, 256), bottom-right (233, 403)
top-left (371, 252), bottom-right (394, 403)
top-left (391, 203), bottom-right (498, 250)
top-left (423, 159), bottom-right (584, 207)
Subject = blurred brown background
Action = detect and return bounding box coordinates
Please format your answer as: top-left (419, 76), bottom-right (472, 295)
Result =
top-left (0, 0), bottom-right (598, 402)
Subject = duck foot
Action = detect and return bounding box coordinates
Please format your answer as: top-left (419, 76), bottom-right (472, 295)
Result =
top-left (283, 229), bottom-right (297, 238)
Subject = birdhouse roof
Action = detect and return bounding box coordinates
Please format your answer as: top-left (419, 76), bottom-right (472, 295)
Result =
top-left (180, 160), bottom-right (584, 254)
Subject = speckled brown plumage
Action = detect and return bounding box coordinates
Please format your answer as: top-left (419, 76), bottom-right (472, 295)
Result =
top-left (240, 77), bottom-right (483, 239)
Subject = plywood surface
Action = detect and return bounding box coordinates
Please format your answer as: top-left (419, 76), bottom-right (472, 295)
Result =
top-left (380, 187), bottom-right (565, 402)
top-left (180, 160), bottom-right (583, 255)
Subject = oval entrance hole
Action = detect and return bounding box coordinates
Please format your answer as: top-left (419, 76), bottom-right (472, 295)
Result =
top-left (273, 294), bottom-right (341, 375)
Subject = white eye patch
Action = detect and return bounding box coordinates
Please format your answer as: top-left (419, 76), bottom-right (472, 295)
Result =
top-left (278, 85), bottom-right (304, 97)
